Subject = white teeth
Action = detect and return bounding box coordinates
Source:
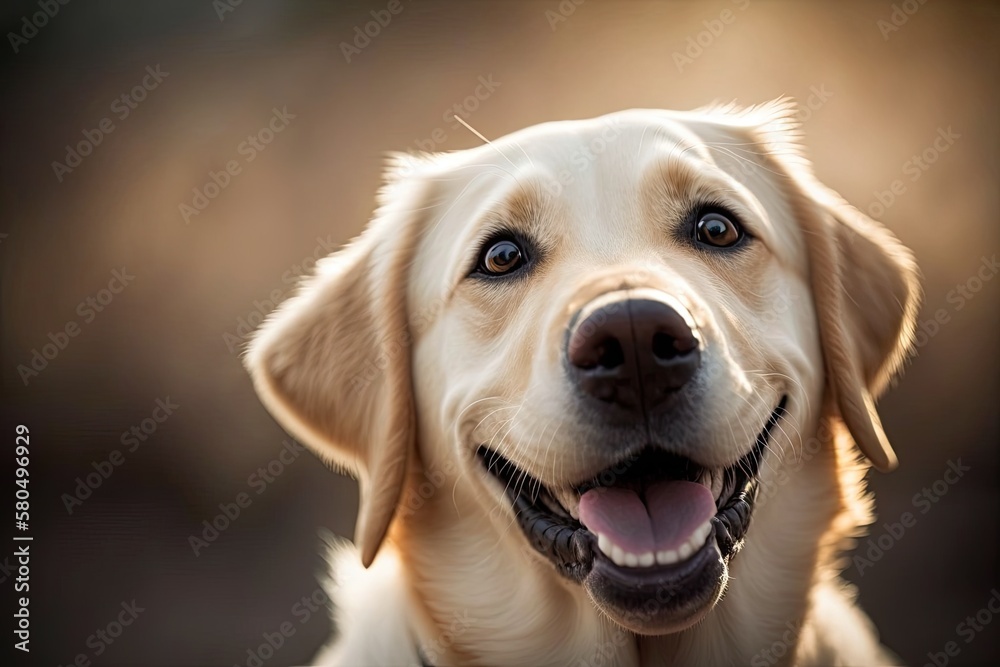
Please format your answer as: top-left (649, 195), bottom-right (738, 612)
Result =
top-left (594, 519), bottom-right (716, 569)
top-left (597, 533), bottom-right (612, 556)
top-left (656, 549), bottom-right (679, 565)
top-left (611, 544), bottom-right (627, 567)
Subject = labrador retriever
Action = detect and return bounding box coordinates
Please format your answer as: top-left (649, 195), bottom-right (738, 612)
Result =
top-left (245, 100), bottom-right (920, 666)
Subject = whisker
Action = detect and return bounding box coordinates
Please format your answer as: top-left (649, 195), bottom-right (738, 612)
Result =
top-left (453, 115), bottom-right (520, 172)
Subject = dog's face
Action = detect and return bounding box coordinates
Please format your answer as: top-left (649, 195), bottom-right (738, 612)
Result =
top-left (247, 104), bottom-right (919, 638)
top-left (409, 112), bottom-right (821, 633)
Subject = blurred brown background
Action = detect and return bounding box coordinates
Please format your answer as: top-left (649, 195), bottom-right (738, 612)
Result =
top-left (1, 1), bottom-right (998, 665)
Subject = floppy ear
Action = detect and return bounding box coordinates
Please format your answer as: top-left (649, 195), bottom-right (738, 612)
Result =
top-left (754, 126), bottom-right (921, 471)
top-left (793, 182), bottom-right (920, 471)
top-left (245, 159), bottom-right (429, 566)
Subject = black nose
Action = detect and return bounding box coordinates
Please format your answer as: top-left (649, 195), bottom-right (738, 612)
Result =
top-left (567, 292), bottom-right (701, 416)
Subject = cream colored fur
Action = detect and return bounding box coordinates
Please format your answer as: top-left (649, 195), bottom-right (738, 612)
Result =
top-left (246, 100), bottom-right (919, 666)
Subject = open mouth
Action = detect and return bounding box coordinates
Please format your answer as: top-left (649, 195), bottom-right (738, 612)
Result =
top-left (476, 395), bottom-right (787, 633)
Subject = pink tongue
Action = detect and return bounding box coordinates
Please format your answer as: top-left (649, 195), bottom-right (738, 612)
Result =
top-left (578, 481), bottom-right (716, 554)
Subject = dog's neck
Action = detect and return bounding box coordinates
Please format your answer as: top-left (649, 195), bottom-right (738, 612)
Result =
top-left (389, 424), bottom-right (848, 667)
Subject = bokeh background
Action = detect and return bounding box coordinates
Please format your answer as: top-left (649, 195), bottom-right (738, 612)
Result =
top-left (1, 1), bottom-right (998, 665)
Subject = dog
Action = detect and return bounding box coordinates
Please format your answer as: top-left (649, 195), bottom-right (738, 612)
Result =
top-left (245, 100), bottom-right (920, 666)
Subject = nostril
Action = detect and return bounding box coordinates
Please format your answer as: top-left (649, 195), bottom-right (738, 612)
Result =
top-left (652, 332), bottom-right (675, 360)
top-left (596, 337), bottom-right (625, 369)
top-left (652, 332), bottom-right (698, 361)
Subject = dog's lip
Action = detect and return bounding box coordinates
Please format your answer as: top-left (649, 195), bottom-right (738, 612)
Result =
top-left (475, 395), bottom-right (787, 580)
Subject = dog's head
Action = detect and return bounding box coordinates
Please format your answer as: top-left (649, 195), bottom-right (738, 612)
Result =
top-left (246, 102), bottom-right (919, 635)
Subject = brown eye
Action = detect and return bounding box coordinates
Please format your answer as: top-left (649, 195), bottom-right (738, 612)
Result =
top-left (695, 211), bottom-right (743, 248)
top-left (479, 239), bottom-right (525, 276)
